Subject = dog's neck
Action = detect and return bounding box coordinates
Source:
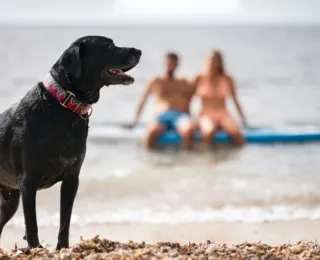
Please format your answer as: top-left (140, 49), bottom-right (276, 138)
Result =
top-left (43, 73), bottom-right (92, 120)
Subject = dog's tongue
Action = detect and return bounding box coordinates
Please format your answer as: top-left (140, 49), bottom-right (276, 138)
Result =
top-left (115, 69), bottom-right (124, 75)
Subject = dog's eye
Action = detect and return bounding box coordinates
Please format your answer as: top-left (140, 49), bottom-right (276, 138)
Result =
top-left (103, 44), bottom-right (112, 49)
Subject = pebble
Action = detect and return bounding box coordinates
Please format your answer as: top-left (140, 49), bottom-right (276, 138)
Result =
top-left (205, 244), bottom-right (219, 254)
top-left (1, 237), bottom-right (320, 259)
top-left (87, 253), bottom-right (100, 260)
top-left (59, 252), bottom-right (71, 260)
top-left (169, 251), bottom-right (179, 257)
top-left (290, 245), bottom-right (303, 254)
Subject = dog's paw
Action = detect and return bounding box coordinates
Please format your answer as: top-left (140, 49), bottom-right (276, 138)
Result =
top-left (16, 246), bottom-right (43, 254)
top-left (16, 247), bottom-right (31, 254)
top-left (17, 244), bottom-right (44, 253)
top-left (56, 242), bottom-right (69, 251)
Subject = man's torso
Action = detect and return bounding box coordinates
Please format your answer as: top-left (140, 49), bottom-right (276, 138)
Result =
top-left (151, 77), bottom-right (194, 113)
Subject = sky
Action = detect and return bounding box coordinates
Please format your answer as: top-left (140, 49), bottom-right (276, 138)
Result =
top-left (0, 0), bottom-right (319, 26)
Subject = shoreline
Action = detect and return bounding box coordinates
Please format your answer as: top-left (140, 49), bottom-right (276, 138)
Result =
top-left (1, 220), bottom-right (319, 250)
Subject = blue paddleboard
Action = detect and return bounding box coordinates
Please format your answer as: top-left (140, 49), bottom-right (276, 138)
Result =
top-left (157, 128), bottom-right (320, 143)
top-left (89, 126), bottom-right (320, 144)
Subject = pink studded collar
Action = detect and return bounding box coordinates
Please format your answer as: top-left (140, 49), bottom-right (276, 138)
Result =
top-left (43, 73), bottom-right (92, 120)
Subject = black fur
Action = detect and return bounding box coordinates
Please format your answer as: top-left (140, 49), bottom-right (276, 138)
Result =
top-left (0, 36), bottom-right (141, 250)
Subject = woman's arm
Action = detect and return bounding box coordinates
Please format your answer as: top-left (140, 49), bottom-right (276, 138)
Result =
top-left (228, 76), bottom-right (248, 127)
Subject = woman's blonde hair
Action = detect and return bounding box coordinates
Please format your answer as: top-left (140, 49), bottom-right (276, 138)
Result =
top-left (209, 50), bottom-right (225, 75)
top-left (207, 50), bottom-right (226, 88)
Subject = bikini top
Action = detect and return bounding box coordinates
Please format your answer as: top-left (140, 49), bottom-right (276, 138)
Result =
top-left (197, 76), bottom-right (230, 101)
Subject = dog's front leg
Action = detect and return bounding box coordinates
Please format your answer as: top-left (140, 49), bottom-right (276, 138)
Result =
top-left (56, 174), bottom-right (79, 250)
top-left (20, 176), bottom-right (41, 248)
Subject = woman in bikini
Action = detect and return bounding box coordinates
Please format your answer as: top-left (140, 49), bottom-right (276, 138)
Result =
top-left (194, 50), bottom-right (248, 146)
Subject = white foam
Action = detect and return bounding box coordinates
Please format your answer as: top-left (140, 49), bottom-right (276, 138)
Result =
top-left (8, 205), bottom-right (320, 228)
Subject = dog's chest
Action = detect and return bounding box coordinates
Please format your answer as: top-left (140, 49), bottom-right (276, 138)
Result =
top-left (37, 155), bottom-right (79, 189)
top-left (22, 120), bottom-right (87, 188)
top-left (36, 130), bottom-right (85, 163)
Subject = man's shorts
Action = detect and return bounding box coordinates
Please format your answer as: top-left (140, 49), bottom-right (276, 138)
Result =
top-left (156, 109), bottom-right (191, 131)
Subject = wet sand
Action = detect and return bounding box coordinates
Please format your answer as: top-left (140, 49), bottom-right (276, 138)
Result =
top-left (1, 220), bottom-right (319, 250)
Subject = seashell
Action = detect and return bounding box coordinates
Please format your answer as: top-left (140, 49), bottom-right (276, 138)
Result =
top-left (290, 246), bottom-right (304, 254)
top-left (86, 253), bottom-right (100, 260)
top-left (205, 244), bottom-right (219, 255)
top-left (59, 252), bottom-right (71, 260)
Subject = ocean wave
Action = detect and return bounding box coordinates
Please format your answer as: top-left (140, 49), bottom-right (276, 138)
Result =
top-left (8, 205), bottom-right (320, 228)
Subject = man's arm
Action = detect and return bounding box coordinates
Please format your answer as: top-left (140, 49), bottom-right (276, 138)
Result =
top-left (228, 76), bottom-right (248, 127)
top-left (190, 75), bottom-right (201, 91)
top-left (184, 76), bottom-right (200, 115)
top-left (125, 78), bottom-right (156, 128)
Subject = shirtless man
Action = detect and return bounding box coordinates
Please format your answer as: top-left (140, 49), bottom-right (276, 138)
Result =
top-left (126, 52), bottom-right (196, 149)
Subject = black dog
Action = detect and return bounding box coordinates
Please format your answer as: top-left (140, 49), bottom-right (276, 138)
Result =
top-left (0, 36), bottom-right (141, 250)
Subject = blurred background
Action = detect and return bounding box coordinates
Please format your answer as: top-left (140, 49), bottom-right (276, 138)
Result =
top-left (1, 0), bottom-right (320, 245)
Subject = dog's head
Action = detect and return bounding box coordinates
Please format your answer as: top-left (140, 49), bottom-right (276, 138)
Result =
top-left (52, 36), bottom-right (141, 104)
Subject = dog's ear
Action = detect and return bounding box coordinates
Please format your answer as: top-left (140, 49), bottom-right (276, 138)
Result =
top-left (61, 42), bottom-right (85, 78)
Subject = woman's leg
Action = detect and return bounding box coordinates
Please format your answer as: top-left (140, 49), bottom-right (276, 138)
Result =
top-left (198, 115), bottom-right (218, 145)
top-left (220, 116), bottom-right (245, 147)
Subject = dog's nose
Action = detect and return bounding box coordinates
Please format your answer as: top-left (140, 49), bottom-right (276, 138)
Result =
top-left (130, 48), bottom-right (142, 56)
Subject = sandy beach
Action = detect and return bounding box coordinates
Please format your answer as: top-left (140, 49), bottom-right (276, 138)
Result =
top-left (1, 220), bottom-right (319, 250)
top-left (0, 220), bottom-right (319, 259)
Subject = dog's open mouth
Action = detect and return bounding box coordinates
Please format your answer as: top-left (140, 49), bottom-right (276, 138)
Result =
top-left (107, 69), bottom-right (125, 76)
top-left (104, 64), bottom-right (136, 86)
